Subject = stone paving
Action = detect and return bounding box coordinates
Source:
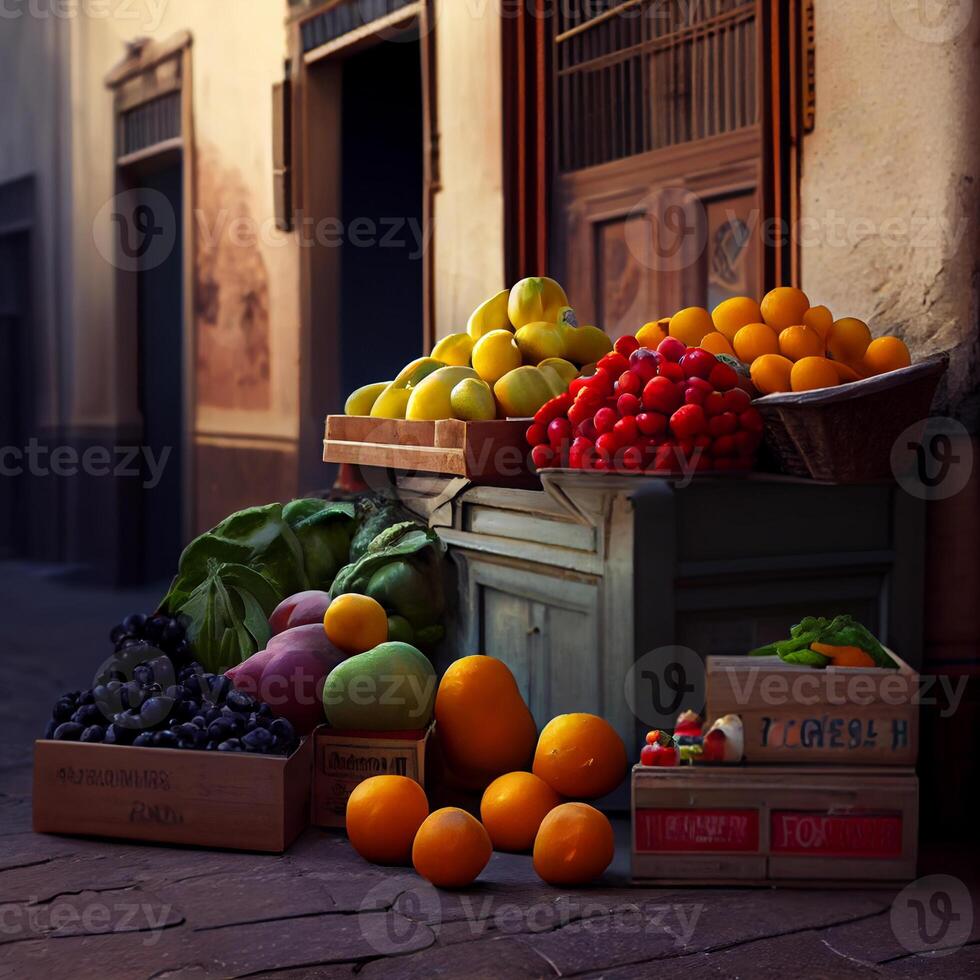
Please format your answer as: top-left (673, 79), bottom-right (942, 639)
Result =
top-left (1, 562), bottom-right (978, 979)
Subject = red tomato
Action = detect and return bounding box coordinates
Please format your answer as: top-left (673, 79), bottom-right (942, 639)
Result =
top-left (614, 334), bottom-right (640, 357)
top-left (670, 404), bottom-right (707, 440)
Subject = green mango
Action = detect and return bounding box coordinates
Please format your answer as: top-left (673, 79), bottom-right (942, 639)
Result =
top-left (322, 642), bottom-right (435, 731)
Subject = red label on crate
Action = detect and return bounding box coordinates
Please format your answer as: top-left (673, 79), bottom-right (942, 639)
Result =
top-left (771, 811), bottom-right (903, 857)
top-left (635, 808), bottom-right (760, 853)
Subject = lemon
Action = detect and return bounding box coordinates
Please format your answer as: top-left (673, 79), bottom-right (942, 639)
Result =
top-left (467, 289), bottom-right (512, 340)
top-left (345, 381), bottom-right (389, 416)
top-left (563, 325), bottom-right (612, 365)
top-left (515, 321), bottom-right (565, 363)
top-left (431, 332), bottom-right (475, 367)
top-left (405, 366), bottom-right (478, 420)
top-left (450, 378), bottom-right (497, 421)
top-left (472, 329), bottom-right (522, 385)
top-left (493, 366), bottom-right (554, 418)
top-left (538, 357), bottom-right (578, 384)
top-left (537, 364), bottom-right (567, 397)
top-left (508, 277), bottom-right (570, 329)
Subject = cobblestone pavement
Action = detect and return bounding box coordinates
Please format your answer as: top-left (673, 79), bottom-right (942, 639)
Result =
top-left (1, 562), bottom-right (977, 979)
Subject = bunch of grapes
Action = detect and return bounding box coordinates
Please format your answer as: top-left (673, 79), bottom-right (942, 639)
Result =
top-left (110, 612), bottom-right (192, 667)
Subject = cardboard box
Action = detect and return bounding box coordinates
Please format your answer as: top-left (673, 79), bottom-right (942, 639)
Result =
top-left (706, 651), bottom-right (919, 766)
top-left (312, 725), bottom-right (431, 828)
top-left (632, 764), bottom-right (918, 886)
top-left (33, 737), bottom-right (313, 853)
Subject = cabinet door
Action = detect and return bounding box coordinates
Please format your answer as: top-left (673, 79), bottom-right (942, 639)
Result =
top-left (460, 558), bottom-right (602, 730)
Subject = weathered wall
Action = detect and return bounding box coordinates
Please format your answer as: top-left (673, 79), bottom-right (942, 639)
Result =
top-left (801, 0), bottom-right (980, 422)
top-left (431, 0), bottom-right (506, 337)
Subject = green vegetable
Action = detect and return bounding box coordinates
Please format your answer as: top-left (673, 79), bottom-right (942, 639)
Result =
top-left (349, 496), bottom-right (409, 562)
top-left (750, 615), bottom-right (895, 669)
top-left (173, 560), bottom-right (279, 673)
top-left (282, 499), bottom-right (357, 589)
top-left (330, 521), bottom-right (446, 649)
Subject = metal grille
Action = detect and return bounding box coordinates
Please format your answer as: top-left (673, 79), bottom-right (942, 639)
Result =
top-left (300, 0), bottom-right (413, 53)
top-left (556, 0), bottom-right (758, 172)
top-left (119, 92), bottom-right (181, 158)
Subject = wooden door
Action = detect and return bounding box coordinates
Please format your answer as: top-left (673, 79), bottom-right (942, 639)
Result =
top-left (550, 0), bottom-right (770, 335)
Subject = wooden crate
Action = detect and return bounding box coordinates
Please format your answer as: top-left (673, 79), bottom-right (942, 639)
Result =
top-left (33, 737), bottom-right (313, 853)
top-left (632, 764), bottom-right (918, 886)
top-left (323, 416), bottom-right (534, 484)
top-left (707, 652), bottom-right (919, 766)
top-left (312, 725), bottom-right (431, 829)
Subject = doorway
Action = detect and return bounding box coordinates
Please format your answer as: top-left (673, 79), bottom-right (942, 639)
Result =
top-left (0, 231), bottom-right (30, 558)
top-left (338, 38), bottom-right (424, 402)
top-left (134, 163), bottom-right (184, 581)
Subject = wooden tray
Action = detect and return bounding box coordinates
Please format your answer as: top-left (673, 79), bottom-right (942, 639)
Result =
top-left (323, 416), bottom-right (535, 485)
top-left (632, 764), bottom-right (918, 886)
top-left (707, 649), bottom-right (918, 766)
top-left (33, 737), bottom-right (313, 853)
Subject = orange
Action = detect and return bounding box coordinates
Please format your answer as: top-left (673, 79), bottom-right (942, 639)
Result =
top-left (712, 296), bottom-right (763, 341)
top-left (760, 286), bottom-right (810, 330)
top-left (435, 656), bottom-right (537, 790)
top-left (830, 360), bottom-right (862, 383)
top-left (778, 325), bottom-right (824, 361)
top-left (532, 713), bottom-right (626, 799)
top-left (532, 802), bottom-right (615, 886)
top-left (733, 323), bottom-right (779, 363)
top-left (668, 307), bottom-right (714, 348)
top-left (791, 356), bottom-right (840, 392)
top-left (862, 336), bottom-right (911, 375)
top-left (749, 354), bottom-right (793, 395)
top-left (323, 594), bottom-right (388, 655)
top-left (480, 771), bottom-right (561, 852)
top-left (827, 317), bottom-right (871, 364)
top-left (412, 807), bottom-right (492, 888)
top-left (803, 304), bottom-right (834, 341)
top-left (345, 775), bottom-right (429, 865)
top-left (635, 320), bottom-right (668, 349)
top-left (699, 331), bottom-right (736, 357)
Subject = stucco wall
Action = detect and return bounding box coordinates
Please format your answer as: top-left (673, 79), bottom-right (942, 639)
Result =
top-left (801, 0), bottom-right (980, 421)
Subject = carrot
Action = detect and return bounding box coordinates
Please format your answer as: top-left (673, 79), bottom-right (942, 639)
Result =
top-left (810, 642), bottom-right (875, 668)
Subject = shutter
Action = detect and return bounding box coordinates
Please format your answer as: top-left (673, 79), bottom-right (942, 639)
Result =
top-left (273, 78), bottom-right (293, 232)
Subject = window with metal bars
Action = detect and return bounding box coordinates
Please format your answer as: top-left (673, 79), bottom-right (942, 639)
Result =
top-left (555, 0), bottom-right (758, 172)
top-left (300, 0), bottom-right (414, 53)
top-left (118, 92), bottom-right (181, 158)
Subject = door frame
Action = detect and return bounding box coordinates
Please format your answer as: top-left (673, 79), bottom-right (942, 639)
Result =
top-left (290, 0), bottom-right (439, 490)
top-left (105, 33), bottom-right (196, 553)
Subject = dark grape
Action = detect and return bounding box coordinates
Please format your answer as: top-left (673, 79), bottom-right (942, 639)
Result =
top-left (52, 698), bottom-right (76, 722)
top-left (162, 621), bottom-right (185, 646)
top-left (132, 732), bottom-right (155, 747)
top-left (77, 689), bottom-right (96, 706)
top-left (207, 718), bottom-right (236, 742)
top-left (109, 624), bottom-right (127, 645)
top-left (242, 728), bottom-right (273, 752)
top-left (190, 715), bottom-right (207, 729)
top-left (104, 723), bottom-right (136, 745)
top-left (217, 739), bottom-right (242, 752)
top-left (208, 675), bottom-right (231, 704)
top-left (53, 722), bottom-right (84, 741)
top-left (81, 725), bottom-right (106, 743)
top-left (140, 696), bottom-right (175, 727)
top-left (43, 720), bottom-right (57, 739)
top-left (226, 690), bottom-right (255, 713)
top-left (122, 613), bottom-right (147, 634)
top-left (153, 730), bottom-right (179, 748)
top-left (72, 704), bottom-right (103, 727)
top-left (269, 718), bottom-right (295, 743)
top-left (249, 712), bottom-right (271, 729)
top-left (133, 665), bottom-right (155, 687)
top-left (256, 703), bottom-right (273, 719)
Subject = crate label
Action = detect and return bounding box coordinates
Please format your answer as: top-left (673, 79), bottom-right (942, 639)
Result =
top-left (760, 715), bottom-right (911, 754)
top-left (56, 764), bottom-right (173, 791)
top-left (771, 811), bottom-right (903, 857)
top-left (635, 808), bottom-right (760, 853)
top-left (316, 741), bottom-right (424, 820)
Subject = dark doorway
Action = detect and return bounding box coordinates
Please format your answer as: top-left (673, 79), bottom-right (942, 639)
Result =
top-left (0, 231), bottom-right (30, 557)
top-left (338, 38), bottom-right (424, 402)
top-left (135, 164), bottom-right (183, 582)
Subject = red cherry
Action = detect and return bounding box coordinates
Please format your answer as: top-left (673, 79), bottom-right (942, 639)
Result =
top-left (617, 393), bottom-right (641, 417)
top-left (617, 370), bottom-right (643, 396)
top-left (578, 416), bottom-right (598, 441)
top-left (594, 458), bottom-right (611, 471)
top-left (636, 412), bottom-right (667, 437)
top-left (629, 347), bottom-right (662, 382)
top-left (567, 401), bottom-right (591, 427)
top-left (594, 406), bottom-right (618, 434)
top-left (569, 436), bottom-right (595, 469)
top-left (658, 361), bottom-right (685, 383)
top-left (621, 445), bottom-right (643, 470)
top-left (704, 391), bottom-right (726, 417)
top-left (670, 404), bottom-right (707, 439)
top-left (709, 362), bottom-right (740, 391)
top-left (657, 336), bottom-right (687, 362)
top-left (531, 444), bottom-right (555, 469)
top-left (598, 352), bottom-right (630, 377)
top-left (614, 334), bottom-right (640, 357)
top-left (708, 412), bottom-right (738, 438)
top-left (684, 387), bottom-right (706, 406)
top-left (548, 417), bottom-right (572, 447)
top-left (568, 376), bottom-right (589, 398)
top-left (525, 422), bottom-right (546, 446)
top-left (723, 388), bottom-right (751, 413)
top-left (680, 348), bottom-right (717, 379)
top-left (614, 416), bottom-right (638, 446)
top-left (642, 376), bottom-right (682, 414)
top-left (595, 432), bottom-right (619, 460)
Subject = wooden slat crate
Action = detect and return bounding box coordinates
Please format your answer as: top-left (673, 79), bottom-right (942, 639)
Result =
top-left (323, 416), bottom-right (534, 484)
top-left (312, 725), bottom-right (431, 829)
top-left (707, 651), bottom-right (919, 766)
top-left (632, 764), bottom-right (918, 886)
top-left (33, 737), bottom-right (313, 853)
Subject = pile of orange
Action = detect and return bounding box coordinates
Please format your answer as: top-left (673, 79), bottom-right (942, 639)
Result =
top-left (644, 288), bottom-right (912, 395)
top-left (344, 655), bottom-right (625, 889)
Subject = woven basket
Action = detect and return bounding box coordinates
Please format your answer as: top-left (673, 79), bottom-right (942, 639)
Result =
top-left (754, 354), bottom-right (948, 483)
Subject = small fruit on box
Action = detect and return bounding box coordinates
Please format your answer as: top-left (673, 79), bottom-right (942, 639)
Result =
top-left (480, 771), bottom-right (561, 852)
top-left (516, 321), bottom-right (566, 363)
top-left (640, 742), bottom-right (679, 766)
top-left (450, 377), bottom-right (497, 421)
top-left (413, 807), bottom-right (493, 888)
top-left (346, 775), bottom-right (429, 865)
top-left (405, 366), bottom-right (479, 421)
top-left (345, 381), bottom-right (389, 417)
top-left (760, 286), bottom-right (810, 330)
top-left (563, 324), bottom-right (613, 365)
top-left (533, 802), bottom-right (615, 885)
top-left (431, 332), bottom-right (475, 367)
top-left (791, 355), bottom-right (840, 392)
top-left (472, 329), bottom-right (522, 384)
top-left (508, 276), bottom-right (570, 330)
top-left (711, 295), bottom-right (763, 340)
top-left (533, 712), bottom-right (627, 799)
top-left (862, 335), bottom-right (911, 375)
top-left (827, 316), bottom-right (872, 363)
top-left (467, 289), bottom-right (512, 340)
top-left (669, 307), bottom-right (714, 347)
top-left (494, 365), bottom-right (555, 418)
top-left (324, 593), bottom-right (389, 655)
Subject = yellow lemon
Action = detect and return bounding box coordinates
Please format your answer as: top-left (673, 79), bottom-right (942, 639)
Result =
top-left (493, 366), bottom-right (554, 418)
top-left (472, 329), bottom-right (522, 385)
top-left (345, 381), bottom-right (389, 417)
top-left (405, 366), bottom-right (479, 420)
top-left (508, 277), bottom-right (570, 329)
top-left (563, 325), bottom-right (612, 365)
top-left (467, 289), bottom-right (512, 340)
top-left (538, 357), bottom-right (578, 385)
top-left (431, 333), bottom-right (475, 367)
top-left (515, 321), bottom-right (565, 364)
top-left (450, 378), bottom-right (497, 421)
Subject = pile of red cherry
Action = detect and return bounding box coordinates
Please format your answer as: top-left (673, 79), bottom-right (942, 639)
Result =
top-left (526, 334), bottom-right (764, 473)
